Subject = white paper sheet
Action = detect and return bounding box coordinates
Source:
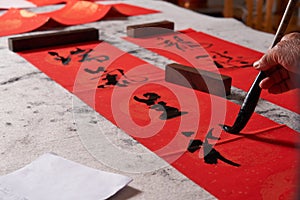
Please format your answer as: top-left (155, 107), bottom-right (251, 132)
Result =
top-left (0, 0), bottom-right (36, 9)
top-left (0, 153), bottom-right (132, 200)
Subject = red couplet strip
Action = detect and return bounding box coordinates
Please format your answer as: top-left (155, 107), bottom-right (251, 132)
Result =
top-left (124, 30), bottom-right (300, 114)
top-left (0, 2), bottom-right (159, 36)
top-left (26, 0), bottom-right (67, 6)
top-left (0, 8), bottom-right (49, 37)
top-left (41, 1), bottom-right (112, 25)
top-left (112, 3), bottom-right (160, 16)
top-left (26, 0), bottom-right (102, 7)
top-left (17, 41), bottom-right (299, 199)
top-left (42, 1), bottom-right (159, 25)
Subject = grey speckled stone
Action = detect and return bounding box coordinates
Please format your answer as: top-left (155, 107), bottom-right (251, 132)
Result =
top-left (0, 1), bottom-right (298, 200)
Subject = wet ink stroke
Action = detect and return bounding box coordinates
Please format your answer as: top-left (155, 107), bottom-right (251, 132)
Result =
top-left (133, 92), bottom-right (187, 120)
top-left (47, 47), bottom-right (148, 88)
top-left (48, 47), bottom-right (110, 66)
top-left (185, 128), bottom-right (240, 167)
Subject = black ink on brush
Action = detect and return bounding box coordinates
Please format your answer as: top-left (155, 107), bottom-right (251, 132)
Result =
top-left (221, 71), bottom-right (266, 134)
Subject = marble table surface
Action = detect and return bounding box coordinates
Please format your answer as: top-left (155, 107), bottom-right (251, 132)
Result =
top-left (0, 1), bottom-right (299, 199)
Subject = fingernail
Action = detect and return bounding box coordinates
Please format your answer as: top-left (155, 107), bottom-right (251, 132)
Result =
top-left (253, 61), bottom-right (260, 68)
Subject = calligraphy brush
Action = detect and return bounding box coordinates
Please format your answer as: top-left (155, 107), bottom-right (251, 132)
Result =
top-left (222, 0), bottom-right (298, 134)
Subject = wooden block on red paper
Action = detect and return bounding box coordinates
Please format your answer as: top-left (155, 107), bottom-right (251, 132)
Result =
top-left (165, 63), bottom-right (232, 96)
top-left (127, 20), bottom-right (174, 38)
top-left (8, 28), bottom-right (99, 52)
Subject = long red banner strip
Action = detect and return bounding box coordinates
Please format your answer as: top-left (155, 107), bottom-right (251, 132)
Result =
top-left (0, 1), bottom-right (159, 36)
top-left (124, 29), bottom-right (300, 114)
top-left (26, 0), bottom-right (66, 6)
top-left (17, 41), bottom-right (299, 199)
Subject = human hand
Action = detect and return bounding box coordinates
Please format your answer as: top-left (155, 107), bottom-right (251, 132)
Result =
top-left (253, 32), bottom-right (300, 94)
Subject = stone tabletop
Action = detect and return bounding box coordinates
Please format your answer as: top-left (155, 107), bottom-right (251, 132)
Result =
top-left (0, 1), bottom-right (299, 200)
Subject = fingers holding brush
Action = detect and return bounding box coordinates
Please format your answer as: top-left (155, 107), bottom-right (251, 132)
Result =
top-left (253, 32), bottom-right (300, 94)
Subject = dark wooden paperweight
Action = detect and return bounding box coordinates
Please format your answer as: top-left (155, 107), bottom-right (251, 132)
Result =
top-left (8, 28), bottom-right (99, 52)
top-left (165, 63), bottom-right (232, 96)
top-left (127, 20), bottom-right (174, 38)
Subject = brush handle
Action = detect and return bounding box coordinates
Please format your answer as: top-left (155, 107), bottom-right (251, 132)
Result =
top-left (222, 0), bottom-right (297, 134)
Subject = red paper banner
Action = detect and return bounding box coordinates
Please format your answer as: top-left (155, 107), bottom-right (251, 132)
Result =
top-left (0, 1), bottom-right (159, 36)
top-left (124, 30), bottom-right (300, 114)
top-left (17, 40), bottom-right (299, 199)
top-left (0, 8), bottom-right (49, 36)
top-left (26, 0), bottom-right (67, 6)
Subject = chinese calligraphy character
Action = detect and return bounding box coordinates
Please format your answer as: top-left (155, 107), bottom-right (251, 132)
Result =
top-left (133, 92), bottom-right (187, 120)
top-left (185, 128), bottom-right (240, 167)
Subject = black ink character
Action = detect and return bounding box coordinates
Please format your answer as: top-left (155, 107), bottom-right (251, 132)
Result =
top-left (173, 35), bottom-right (200, 48)
top-left (78, 49), bottom-right (109, 63)
top-left (213, 61), bottom-right (224, 68)
top-left (133, 93), bottom-right (161, 106)
top-left (200, 42), bottom-right (213, 49)
top-left (96, 69), bottom-right (148, 89)
top-left (195, 55), bottom-right (210, 59)
top-left (158, 35), bottom-right (202, 52)
top-left (157, 38), bottom-right (186, 51)
top-left (203, 138), bottom-right (240, 167)
top-left (84, 66), bottom-right (105, 74)
top-left (77, 49), bottom-right (93, 62)
top-left (150, 101), bottom-right (187, 120)
top-left (101, 74), bottom-right (118, 86)
top-left (212, 51), bottom-right (233, 64)
top-left (187, 139), bottom-right (203, 153)
top-left (97, 69), bottom-right (129, 88)
top-left (186, 129), bottom-right (240, 167)
top-left (48, 47), bottom-right (110, 66)
top-left (205, 128), bottom-right (220, 140)
top-left (182, 131), bottom-right (195, 137)
top-left (48, 51), bottom-right (71, 65)
top-left (211, 50), bottom-right (252, 68)
top-left (133, 93), bottom-right (187, 120)
top-left (70, 47), bottom-right (86, 55)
